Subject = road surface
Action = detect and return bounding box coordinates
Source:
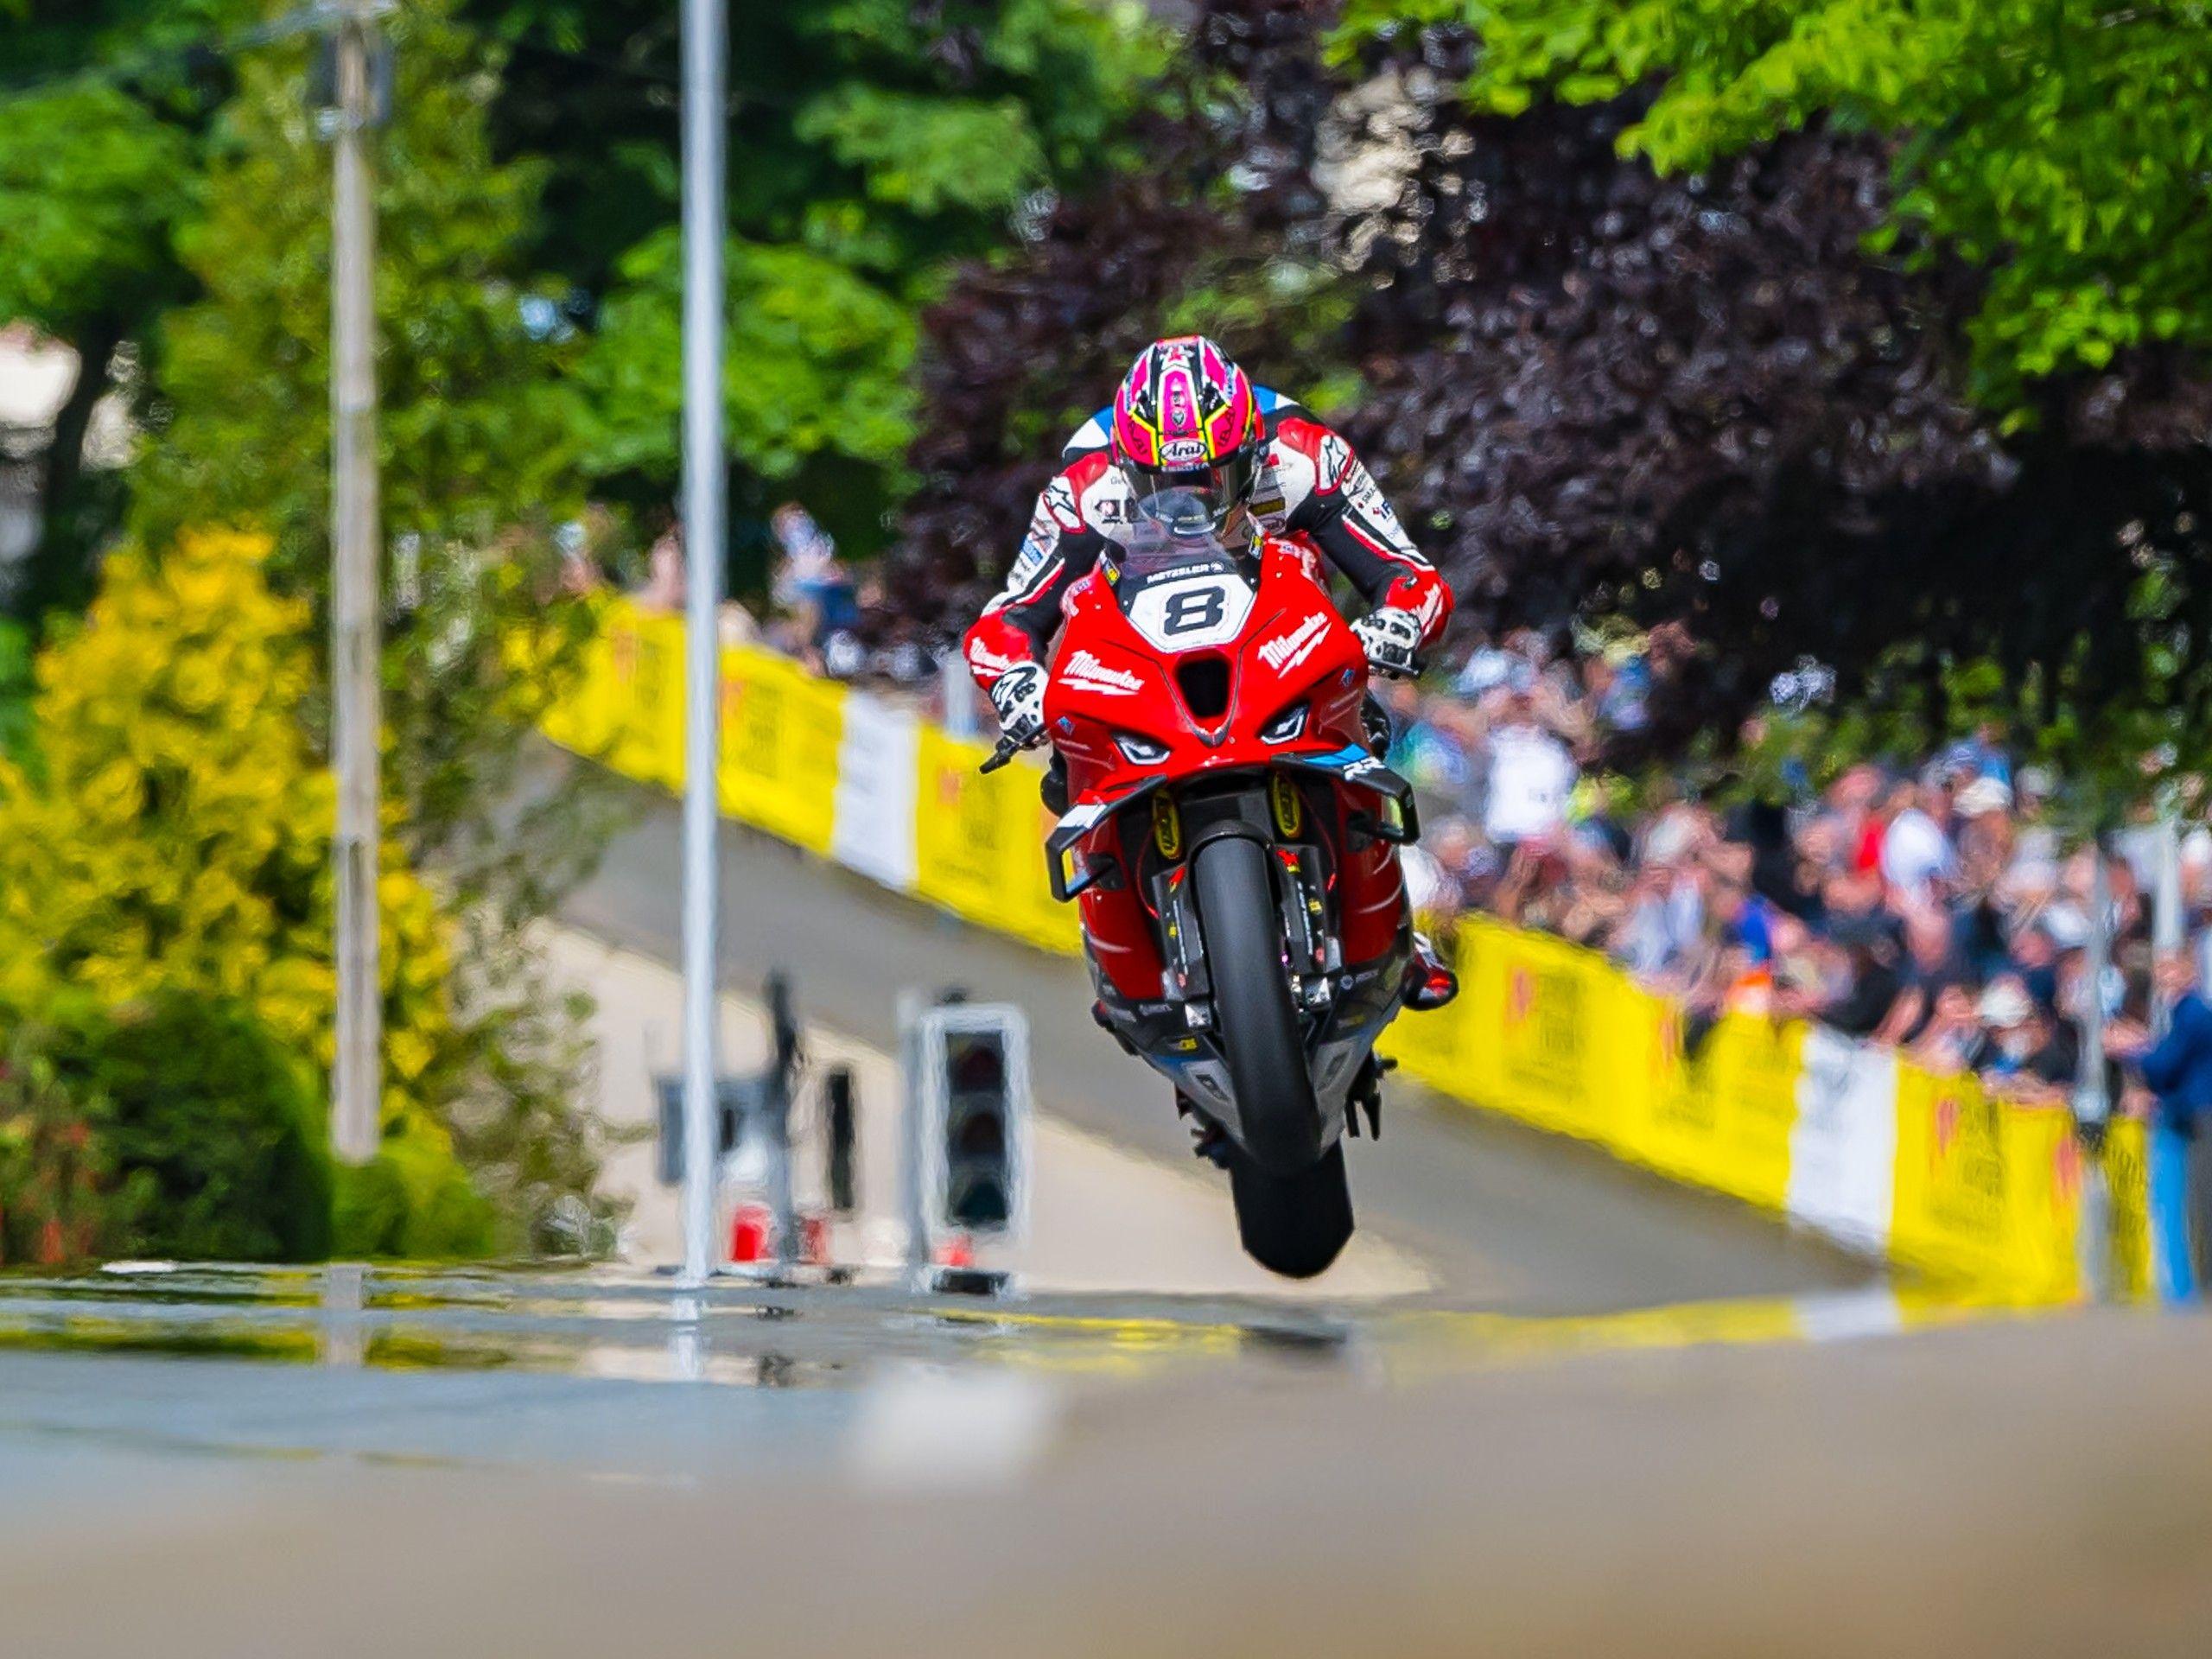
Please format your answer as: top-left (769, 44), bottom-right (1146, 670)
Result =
top-left (1, 1265), bottom-right (2209, 1656)
top-left (15, 759), bottom-right (2209, 1656)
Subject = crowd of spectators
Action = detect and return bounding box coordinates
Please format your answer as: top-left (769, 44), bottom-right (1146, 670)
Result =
top-left (613, 504), bottom-right (939, 690)
top-left (1390, 629), bottom-right (2201, 1115)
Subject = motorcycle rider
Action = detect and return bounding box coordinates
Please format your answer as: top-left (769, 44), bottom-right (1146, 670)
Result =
top-left (962, 334), bottom-right (1458, 1012)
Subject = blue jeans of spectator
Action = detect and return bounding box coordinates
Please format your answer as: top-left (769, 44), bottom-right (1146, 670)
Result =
top-left (2152, 1118), bottom-right (2197, 1301)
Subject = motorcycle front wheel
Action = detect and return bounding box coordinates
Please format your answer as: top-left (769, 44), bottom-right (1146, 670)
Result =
top-left (1227, 1141), bottom-right (1353, 1280)
top-left (1190, 834), bottom-right (1352, 1276)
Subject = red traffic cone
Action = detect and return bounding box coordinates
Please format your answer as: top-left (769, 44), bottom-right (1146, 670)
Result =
top-left (728, 1202), bottom-right (774, 1264)
top-left (799, 1212), bottom-right (830, 1267)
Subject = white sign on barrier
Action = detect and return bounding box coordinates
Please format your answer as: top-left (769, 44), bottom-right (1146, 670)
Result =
top-left (830, 690), bottom-right (921, 890)
top-left (1786, 1027), bottom-right (1898, 1254)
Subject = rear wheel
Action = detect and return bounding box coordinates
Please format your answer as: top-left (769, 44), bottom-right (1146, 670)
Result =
top-left (1227, 1141), bottom-right (1353, 1280)
top-left (1191, 835), bottom-right (1321, 1177)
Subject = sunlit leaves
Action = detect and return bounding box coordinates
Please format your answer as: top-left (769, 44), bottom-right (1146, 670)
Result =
top-left (1336, 0), bottom-right (2212, 408)
top-left (0, 82), bottom-right (194, 334)
top-left (573, 230), bottom-right (920, 486)
top-left (795, 88), bottom-right (1046, 217)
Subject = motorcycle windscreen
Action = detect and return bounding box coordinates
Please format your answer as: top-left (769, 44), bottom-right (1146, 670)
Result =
top-left (1108, 500), bottom-right (1257, 655)
top-left (1122, 463), bottom-right (1255, 536)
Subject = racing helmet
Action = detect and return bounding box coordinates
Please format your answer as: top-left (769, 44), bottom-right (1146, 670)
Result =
top-left (1109, 335), bottom-right (1262, 535)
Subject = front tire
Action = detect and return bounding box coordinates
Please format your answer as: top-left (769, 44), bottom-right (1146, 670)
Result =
top-left (1228, 1141), bottom-right (1353, 1279)
top-left (1192, 835), bottom-right (1322, 1177)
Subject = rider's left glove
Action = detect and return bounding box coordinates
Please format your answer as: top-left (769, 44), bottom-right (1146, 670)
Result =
top-left (1352, 607), bottom-right (1423, 679)
top-left (988, 662), bottom-right (1049, 749)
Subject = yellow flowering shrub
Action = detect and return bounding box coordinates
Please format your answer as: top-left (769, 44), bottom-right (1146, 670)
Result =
top-left (0, 529), bottom-right (483, 1248)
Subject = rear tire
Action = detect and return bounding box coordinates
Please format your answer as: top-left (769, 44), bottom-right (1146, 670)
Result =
top-left (1192, 835), bottom-right (1322, 1177)
top-left (1228, 1142), bottom-right (1353, 1279)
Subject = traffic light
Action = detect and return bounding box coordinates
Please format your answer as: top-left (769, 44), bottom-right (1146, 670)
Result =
top-left (944, 1030), bottom-right (1013, 1229)
top-left (909, 1002), bottom-right (1030, 1242)
top-left (652, 1074), bottom-right (761, 1186)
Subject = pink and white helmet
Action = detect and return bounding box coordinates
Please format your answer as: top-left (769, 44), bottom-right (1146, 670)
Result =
top-left (1109, 335), bottom-right (1261, 531)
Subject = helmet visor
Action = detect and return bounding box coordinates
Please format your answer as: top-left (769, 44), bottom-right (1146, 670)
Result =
top-left (1123, 448), bottom-right (1256, 533)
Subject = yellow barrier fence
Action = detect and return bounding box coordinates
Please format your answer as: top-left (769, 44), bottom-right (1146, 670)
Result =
top-left (1382, 919), bottom-right (2146, 1301)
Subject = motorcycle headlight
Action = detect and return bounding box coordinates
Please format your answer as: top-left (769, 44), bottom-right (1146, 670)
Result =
top-left (1115, 732), bottom-right (1173, 766)
top-left (1259, 702), bottom-right (1308, 744)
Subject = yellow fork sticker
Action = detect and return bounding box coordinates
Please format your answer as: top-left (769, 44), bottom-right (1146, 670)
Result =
top-left (1153, 793), bottom-right (1183, 860)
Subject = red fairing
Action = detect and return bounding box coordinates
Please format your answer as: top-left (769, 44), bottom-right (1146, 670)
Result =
top-left (1046, 537), bottom-right (1408, 999)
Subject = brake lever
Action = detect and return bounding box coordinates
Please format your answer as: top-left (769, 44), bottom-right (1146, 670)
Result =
top-left (979, 735), bottom-right (1019, 774)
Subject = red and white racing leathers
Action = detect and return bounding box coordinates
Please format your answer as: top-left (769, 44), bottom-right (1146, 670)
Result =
top-left (962, 390), bottom-right (1452, 690)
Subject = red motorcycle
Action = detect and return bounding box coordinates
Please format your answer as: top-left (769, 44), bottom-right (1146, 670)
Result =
top-left (982, 500), bottom-right (1422, 1276)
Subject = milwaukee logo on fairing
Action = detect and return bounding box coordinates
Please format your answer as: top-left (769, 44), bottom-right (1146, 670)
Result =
top-left (1258, 615), bottom-right (1330, 673)
top-left (1062, 651), bottom-right (1144, 694)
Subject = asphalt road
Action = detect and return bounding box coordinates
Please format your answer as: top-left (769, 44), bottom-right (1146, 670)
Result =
top-left (553, 756), bottom-right (1869, 1308)
top-left (2, 1266), bottom-right (2209, 1657)
top-left (22, 760), bottom-right (2209, 1656)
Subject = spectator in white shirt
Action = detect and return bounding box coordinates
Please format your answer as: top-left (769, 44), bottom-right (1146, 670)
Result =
top-left (1471, 681), bottom-right (1586, 849)
top-left (1878, 784), bottom-right (1955, 902)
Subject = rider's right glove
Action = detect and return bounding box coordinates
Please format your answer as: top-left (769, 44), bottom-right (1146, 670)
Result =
top-left (1351, 607), bottom-right (1423, 679)
top-left (988, 662), bottom-right (1048, 749)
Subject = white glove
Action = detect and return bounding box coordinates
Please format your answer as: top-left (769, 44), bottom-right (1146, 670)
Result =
top-left (1352, 607), bottom-right (1423, 678)
top-left (988, 663), bottom-right (1048, 748)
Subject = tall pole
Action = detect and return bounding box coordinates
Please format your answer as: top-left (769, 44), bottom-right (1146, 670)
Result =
top-left (2152, 813), bottom-right (2184, 1039)
top-left (2075, 839), bottom-right (2113, 1131)
top-left (678, 0), bottom-right (728, 1284)
top-left (329, 0), bottom-right (385, 1166)
top-left (2074, 836), bottom-right (2115, 1296)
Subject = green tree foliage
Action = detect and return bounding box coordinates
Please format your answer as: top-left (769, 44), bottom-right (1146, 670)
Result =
top-left (1312, 3), bottom-right (2212, 815)
top-left (1338, 0), bottom-right (2212, 410)
top-left (29, 988), bottom-right (334, 1262)
top-left (131, 5), bottom-right (623, 1154)
top-left (0, 620), bottom-right (29, 763)
top-left (0, 527), bottom-right (535, 1255)
top-left (0, 0), bottom-right (260, 611)
top-left (469, 0), bottom-right (1164, 556)
top-left (1, 982), bottom-right (493, 1265)
top-left (573, 232), bottom-right (920, 498)
top-left (0, 531), bottom-right (457, 1128)
top-left (0, 1014), bottom-right (149, 1267)
top-left (138, 1), bottom-right (579, 576)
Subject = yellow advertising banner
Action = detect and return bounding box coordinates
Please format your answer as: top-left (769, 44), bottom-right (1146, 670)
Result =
top-left (1617, 988), bottom-right (1717, 1185)
top-left (1482, 924), bottom-right (1618, 1144)
top-left (1996, 1102), bottom-right (2087, 1303)
top-left (1892, 1065), bottom-right (2037, 1293)
top-left (543, 597), bottom-right (624, 762)
top-left (911, 730), bottom-right (1080, 956)
top-left (2101, 1116), bottom-right (2152, 1302)
top-left (1686, 1014), bottom-right (1803, 1211)
top-left (608, 607), bottom-right (683, 791)
top-left (715, 645), bottom-right (843, 856)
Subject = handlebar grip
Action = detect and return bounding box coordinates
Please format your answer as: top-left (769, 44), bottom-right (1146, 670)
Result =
top-left (979, 738), bottom-right (1018, 774)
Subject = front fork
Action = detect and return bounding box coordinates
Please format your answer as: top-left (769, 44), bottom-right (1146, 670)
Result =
top-left (1154, 837), bottom-right (1338, 1028)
